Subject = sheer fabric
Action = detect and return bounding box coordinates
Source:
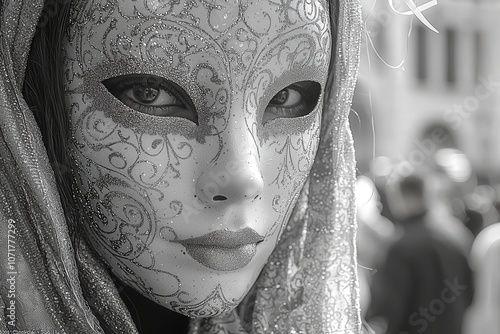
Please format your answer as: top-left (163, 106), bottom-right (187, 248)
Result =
top-left (0, 0), bottom-right (362, 333)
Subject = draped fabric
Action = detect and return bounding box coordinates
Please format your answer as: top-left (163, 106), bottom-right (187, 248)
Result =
top-left (1, 1), bottom-right (98, 331)
top-left (463, 223), bottom-right (500, 334)
top-left (0, 0), bottom-right (362, 333)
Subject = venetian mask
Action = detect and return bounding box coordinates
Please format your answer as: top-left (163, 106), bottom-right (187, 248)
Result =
top-left (64, 0), bottom-right (331, 317)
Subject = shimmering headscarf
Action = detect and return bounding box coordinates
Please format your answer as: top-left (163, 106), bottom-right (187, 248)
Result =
top-left (0, 0), bottom-right (362, 333)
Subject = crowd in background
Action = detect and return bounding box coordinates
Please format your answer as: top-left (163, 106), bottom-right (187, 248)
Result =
top-left (356, 150), bottom-right (500, 334)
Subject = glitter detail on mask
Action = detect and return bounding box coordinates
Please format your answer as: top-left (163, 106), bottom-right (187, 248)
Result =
top-left (59, 0), bottom-right (352, 326)
top-left (1, 0), bottom-right (363, 332)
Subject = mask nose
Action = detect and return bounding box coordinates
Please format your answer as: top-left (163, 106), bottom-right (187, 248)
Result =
top-left (196, 140), bottom-right (264, 205)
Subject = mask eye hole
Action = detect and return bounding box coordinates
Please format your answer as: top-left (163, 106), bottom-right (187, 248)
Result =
top-left (102, 74), bottom-right (198, 125)
top-left (263, 81), bottom-right (321, 125)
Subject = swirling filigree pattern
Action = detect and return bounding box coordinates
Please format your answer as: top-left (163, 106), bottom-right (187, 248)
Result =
top-left (171, 284), bottom-right (244, 318)
top-left (0, 0), bottom-right (362, 332)
top-left (61, 0), bottom-right (352, 328)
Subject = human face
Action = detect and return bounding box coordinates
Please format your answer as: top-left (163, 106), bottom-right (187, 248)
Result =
top-left (64, 0), bottom-right (331, 317)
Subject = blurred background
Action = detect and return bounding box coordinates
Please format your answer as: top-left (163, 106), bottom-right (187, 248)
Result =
top-left (354, 1), bottom-right (500, 333)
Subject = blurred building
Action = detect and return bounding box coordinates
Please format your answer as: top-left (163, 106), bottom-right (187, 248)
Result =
top-left (353, 0), bottom-right (500, 180)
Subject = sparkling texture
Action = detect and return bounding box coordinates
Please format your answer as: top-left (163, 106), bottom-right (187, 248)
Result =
top-left (185, 244), bottom-right (257, 271)
top-left (66, 0), bottom-right (329, 321)
top-left (0, 0), bottom-right (362, 333)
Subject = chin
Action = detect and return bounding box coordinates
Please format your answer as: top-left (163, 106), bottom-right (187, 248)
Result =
top-left (145, 281), bottom-right (249, 318)
top-left (110, 254), bottom-right (264, 318)
top-left (165, 264), bottom-right (262, 318)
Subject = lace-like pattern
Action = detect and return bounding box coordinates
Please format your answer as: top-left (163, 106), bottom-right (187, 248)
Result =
top-left (190, 1), bottom-right (362, 332)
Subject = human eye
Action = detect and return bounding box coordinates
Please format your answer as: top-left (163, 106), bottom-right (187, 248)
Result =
top-left (102, 74), bottom-right (198, 124)
top-left (263, 81), bottom-right (321, 124)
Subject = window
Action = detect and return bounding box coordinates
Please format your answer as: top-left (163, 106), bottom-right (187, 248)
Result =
top-left (416, 25), bottom-right (427, 82)
top-left (474, 31), bottom-right (483, 82)
top-left (445, 29), bottom-right (457, 85)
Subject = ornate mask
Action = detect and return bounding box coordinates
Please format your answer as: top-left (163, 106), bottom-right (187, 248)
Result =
top-left (64, 0), bottom-right (331, 317)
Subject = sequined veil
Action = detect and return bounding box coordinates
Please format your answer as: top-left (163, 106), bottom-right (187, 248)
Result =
top-left (0, 0), bottom-right (362, 333)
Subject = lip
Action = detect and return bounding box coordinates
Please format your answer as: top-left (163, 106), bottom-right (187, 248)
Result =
top-left (175, 228), bottom-right (264, 271)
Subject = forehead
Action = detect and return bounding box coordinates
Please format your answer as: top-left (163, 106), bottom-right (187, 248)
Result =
top-left (70, 0), bottom-right (330, 36)
top-left (68, 0), bottom-right (331, 75)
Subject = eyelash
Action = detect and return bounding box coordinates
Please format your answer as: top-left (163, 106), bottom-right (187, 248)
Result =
top-left (263, 81), bottom-right (321, 124)
top-left (102, 75), bottom-right (198, 124)
top-left (102, 75), bottom-right (320, 125)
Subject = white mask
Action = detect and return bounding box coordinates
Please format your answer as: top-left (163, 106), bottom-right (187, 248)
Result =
top-left (64, 0), bottom-right (331, 317)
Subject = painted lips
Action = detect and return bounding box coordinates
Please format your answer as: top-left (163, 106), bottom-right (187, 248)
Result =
top-left (176, 228), bottom-right (265, 271)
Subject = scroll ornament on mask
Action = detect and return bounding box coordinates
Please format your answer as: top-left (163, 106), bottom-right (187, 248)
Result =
top-left (388, 0), bottom-right (438, 33)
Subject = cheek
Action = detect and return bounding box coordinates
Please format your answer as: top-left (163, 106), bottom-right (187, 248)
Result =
top-left (68, 94), bottom-right (207, 256)
top-left (260, 111), bottom-right (321, 223)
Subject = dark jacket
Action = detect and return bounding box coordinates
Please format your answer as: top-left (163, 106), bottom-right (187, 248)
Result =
top-left (367, 214), bottom-right (474, 334)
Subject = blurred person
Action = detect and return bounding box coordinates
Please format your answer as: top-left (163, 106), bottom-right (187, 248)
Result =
top-left (462, 208), bottom-right (484, 239)
top-left (356, 176), bottom-right (395, 269)
top-left (427, 147), bottom-right (482, 242)
top-left (356, 176), bottom-right (395, 316)
top-left (370, 156), bottom-right (400, 223)
top-left (366, 174), bottom-right (474, 334)
top-left (463, 223), bottom-right (500, 334)
top-left (465, 185), bottom-right (500, 230)
top-left (424, 171), bottom-right (474, 255)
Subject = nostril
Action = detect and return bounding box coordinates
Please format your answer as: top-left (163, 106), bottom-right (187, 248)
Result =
top-left (213, 195), bottom-right (227, 201)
